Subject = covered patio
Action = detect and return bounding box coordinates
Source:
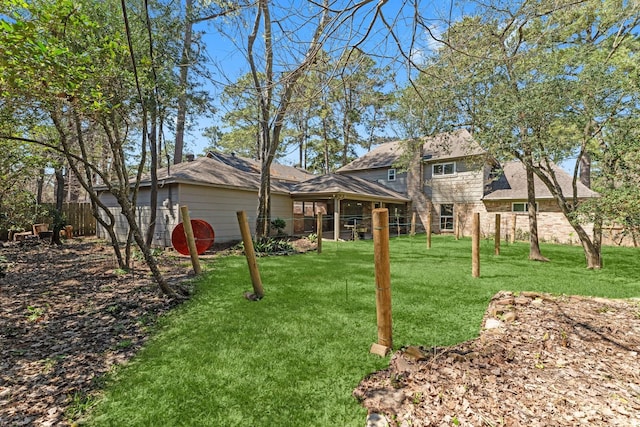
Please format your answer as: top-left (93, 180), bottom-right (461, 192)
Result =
top-left (290, 174), bottom-right (410, 240)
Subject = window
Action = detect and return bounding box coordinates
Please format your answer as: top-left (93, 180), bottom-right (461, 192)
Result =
top-left (433, 162), bottom-right (455, 176)
top-left (512, 202), bottom-right (538, 212)
top-left (440, 204), bottom-right (454, 231)
top-left (387, 168), bottom-right (396, 181)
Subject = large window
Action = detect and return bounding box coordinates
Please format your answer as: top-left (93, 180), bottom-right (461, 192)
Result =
top-left (433, 162), bottom-right (456, 176)
top-left (440, 204), bottom-right (454, 231)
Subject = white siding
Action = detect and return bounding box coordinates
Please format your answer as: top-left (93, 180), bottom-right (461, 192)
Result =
top-left (97, 186), bottom-right (179, 247)
top-left (177, 184), bottom-right (292, 243)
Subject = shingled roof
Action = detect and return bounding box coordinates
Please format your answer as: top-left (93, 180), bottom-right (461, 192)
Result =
top-left (483, 161), bottom-right (599, 200)
top-left (290, 173), bottom-right (410, 203)
top-left (145, 156), bottom-right (292, 194)
top-left (206, 151), bottom-right (315, 183)
top-left (337, 129), bottom-right (486, 173)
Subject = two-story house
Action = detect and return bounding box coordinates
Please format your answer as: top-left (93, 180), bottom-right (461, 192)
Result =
top-left (337, 129), bottom-right (492, 234)
top-left (337, 129), bottom-right (599, 243)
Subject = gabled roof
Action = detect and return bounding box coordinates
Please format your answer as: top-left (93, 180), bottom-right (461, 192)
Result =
top-left (290, 173), bottom-right (410, 203)
top-left (337, 129), bottom-right (486, 173)
top-left (483, 160), bottom-right (599, 200)
top-left (149, 157), bottom-right (292, 194)
top-left (206, 151), bottom-right (315, 183)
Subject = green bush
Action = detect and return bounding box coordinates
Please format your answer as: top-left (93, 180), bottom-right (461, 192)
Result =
top-left (270, 218), bottom-right (287, 235)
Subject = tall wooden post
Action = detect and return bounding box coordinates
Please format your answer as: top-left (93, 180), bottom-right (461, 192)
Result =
top-left (511, 214), bottom-right (517, 244)
top-left (426, 211), bottom-right (432, 249)
top-left (316, 212), bottom-right (323, 254)
top-left (372, 208), bottom-right (392, 354)
top-left (494, 214), bottom-right (501, 255)
top-left (179, 206), bottom-right (202, 275)
top-left (410, 212), bottom-right (416, 236)
top-left (333, 197), bottom-right (341, 241)
top-left (455, 212), bottom-right (460, 240)
top-left (236, 211), bottom-right (264, 299)
top-left (472, 212), bottom-right (480, 278)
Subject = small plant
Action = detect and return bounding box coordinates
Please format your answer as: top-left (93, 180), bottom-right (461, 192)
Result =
top-left (26, 306), bottom-right (45, 322)
top-left (253, 238), bottom-right (294, 254)
top-left (65, 391), bottom-right (98, 423)
top-left (305, 233), bottom-right (318, 243)
top-left (270, 218), bottom-right (287, 235)
top-left (116, 339), bottom-right (133, 349)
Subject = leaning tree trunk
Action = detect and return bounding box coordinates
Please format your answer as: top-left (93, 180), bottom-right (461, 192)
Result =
top-left (120, 201), bottom-right (178, 298)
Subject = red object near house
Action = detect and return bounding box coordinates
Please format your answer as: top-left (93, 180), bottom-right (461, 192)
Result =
top-left (171, 219), bottom-right (215, 255)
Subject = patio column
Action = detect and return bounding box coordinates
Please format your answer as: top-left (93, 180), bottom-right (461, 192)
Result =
top-left (333, 196), bottom-right (341, 240)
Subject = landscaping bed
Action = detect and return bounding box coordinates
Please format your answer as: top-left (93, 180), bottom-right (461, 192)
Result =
top-left (355, 291), bottom-right (640, 426)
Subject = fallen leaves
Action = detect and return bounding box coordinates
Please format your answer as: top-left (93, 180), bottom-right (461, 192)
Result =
top-left (355, 291), bottom-right (640, 426)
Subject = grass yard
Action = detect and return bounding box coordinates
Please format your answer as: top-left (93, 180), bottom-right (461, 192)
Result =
top-left (85, 235), bottom-right (640, 426)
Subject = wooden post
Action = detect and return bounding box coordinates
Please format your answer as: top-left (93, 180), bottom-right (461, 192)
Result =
top-left (426, 210), bottom-right (432, 249)
top-left (472, 212), bottom-right (480, 278)
top-left (410, 212), bottom-right (416, 236)
top-left (316, 212), bottom-right (323, 254)
top-left (455, 212), bottom-right (460, 240)
top-left (180, 206), bottom-right (202, 275)
top-left (236, 211), bottom-right (264, 299)
top-left (511, 214), bottom-right (517, 244)
top-left (372, 208), bottom-right (392, 353)
top-left (333, 197), bottom-right (341, 241)
top-left (494, 214), bottom-right (501, 255)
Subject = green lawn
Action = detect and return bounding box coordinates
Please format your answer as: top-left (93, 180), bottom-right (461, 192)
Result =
top-left (85, 235), bottom-right (640, 426)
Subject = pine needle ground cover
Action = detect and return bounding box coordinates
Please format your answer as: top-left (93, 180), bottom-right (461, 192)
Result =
top-left (86, 236), bottom-right (640, 426)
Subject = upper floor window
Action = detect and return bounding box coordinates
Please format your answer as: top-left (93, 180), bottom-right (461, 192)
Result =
top-left (432, 162), bottom-right (455, 176)
top-left (388, 168), bottom-right (396, 181)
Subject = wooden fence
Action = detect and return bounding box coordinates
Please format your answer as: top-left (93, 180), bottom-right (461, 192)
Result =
top-left (62, 202), bottom-right (96, 237)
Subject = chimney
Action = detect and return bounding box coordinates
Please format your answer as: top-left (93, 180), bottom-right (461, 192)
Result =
top-left (185, 153), bottom-right (195, 162)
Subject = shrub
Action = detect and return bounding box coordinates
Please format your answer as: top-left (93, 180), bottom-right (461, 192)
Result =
top-left (270, 218), bottom-right (287, 236)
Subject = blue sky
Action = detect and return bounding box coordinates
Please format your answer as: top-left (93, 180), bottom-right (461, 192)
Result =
top-left (181, 0), bottom-right (460, 164)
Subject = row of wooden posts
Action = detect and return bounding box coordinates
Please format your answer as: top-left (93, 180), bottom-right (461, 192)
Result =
top-left (178, 206), bottom-right (501, 357)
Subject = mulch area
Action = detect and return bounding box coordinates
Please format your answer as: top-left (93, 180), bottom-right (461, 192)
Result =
top-left (355, 291), bottom-right (640, 426)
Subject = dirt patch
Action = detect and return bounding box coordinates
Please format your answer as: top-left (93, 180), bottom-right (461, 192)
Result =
top-left (355, 291), bottom-right (640, 426)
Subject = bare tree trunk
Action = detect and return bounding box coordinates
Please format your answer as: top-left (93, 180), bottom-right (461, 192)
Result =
top-left (406, 140), bottom-right (431, 231)
top-left (579, 152), bottom-right (591, 188)
top-left (36, 168), bottom-right (45, 204)
top-left (522, 146), bottom-right (549, 262)
top-left (51, 166), bottom-right (65, 246)
top-left (174, 0), bottom-right (193, 165)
